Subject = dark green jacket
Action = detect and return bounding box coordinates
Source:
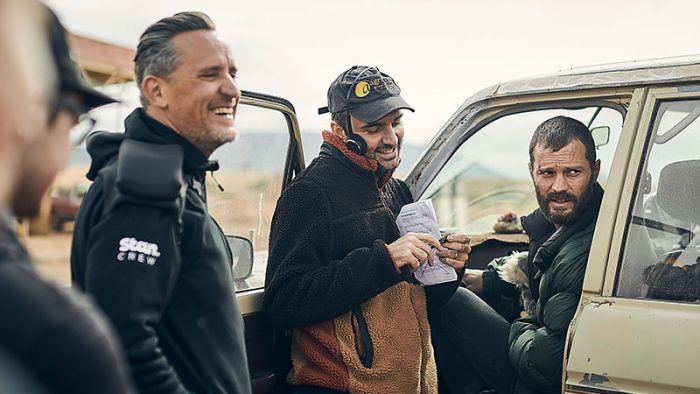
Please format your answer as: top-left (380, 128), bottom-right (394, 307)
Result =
top-left (489, 184), bottom-right (603, 394)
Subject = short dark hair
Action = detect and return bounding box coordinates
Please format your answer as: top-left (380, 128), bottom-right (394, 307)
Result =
top-left (331, 111), bottom-right (350, 134)
top-left (134, 11), bottom-right (215, 106)
top-left (529, 116), bottom-right (597, 166)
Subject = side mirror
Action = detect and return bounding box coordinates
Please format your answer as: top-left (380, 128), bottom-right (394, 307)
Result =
top-left (590, 126), bottom-right (610, 147)
top-left (226, 235), bottom-right (254, 282)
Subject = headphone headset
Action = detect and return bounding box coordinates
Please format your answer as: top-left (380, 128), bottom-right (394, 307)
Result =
top-left (342, 67), bottom-right (372, 156)
top-left (344, 127), bottom-right (367, 155)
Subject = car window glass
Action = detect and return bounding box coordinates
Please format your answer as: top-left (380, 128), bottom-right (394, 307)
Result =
top-left (207, 103), bottom-right (289, 292)
top-left (421, 106), bottom-right (622, 235)
top-left (616, 99), bottom-right (700, 300)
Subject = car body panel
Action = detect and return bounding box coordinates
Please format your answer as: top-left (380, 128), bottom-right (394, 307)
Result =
top-left (565, 296), bottom-right (700, 394)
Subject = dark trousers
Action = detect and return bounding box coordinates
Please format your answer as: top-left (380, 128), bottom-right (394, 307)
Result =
top-left (430, 287), bottom-right (522, 394)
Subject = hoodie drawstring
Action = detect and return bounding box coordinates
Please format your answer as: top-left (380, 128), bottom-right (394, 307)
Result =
top-left (210, 171), bottom-right (224, 192)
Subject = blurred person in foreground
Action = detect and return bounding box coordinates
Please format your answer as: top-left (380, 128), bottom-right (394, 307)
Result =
top-left (431, 116), bottom-right (604, 394)
top-left (70, 11), bottom-right (251, 394)
top-left (0, 2), bottom-right (134, 393)
top-left (263, 65), bottom-right (471, 394)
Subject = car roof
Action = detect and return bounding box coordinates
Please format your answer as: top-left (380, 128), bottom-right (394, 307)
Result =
top-left (412, 54), bottom-right (700, 190)
top-left (469, 54), bottom-right (700, 103)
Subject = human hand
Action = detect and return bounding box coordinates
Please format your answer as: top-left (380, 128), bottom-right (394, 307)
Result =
top-left (463, 268), bottom-right (484, 294)
top-left (436, 233), bottom-right (471, 272)
top-left (386, 232), bottom-right (443, 273)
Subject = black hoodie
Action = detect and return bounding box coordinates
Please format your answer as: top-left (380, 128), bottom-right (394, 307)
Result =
top-left (71, 109), bottom-right (251, 394)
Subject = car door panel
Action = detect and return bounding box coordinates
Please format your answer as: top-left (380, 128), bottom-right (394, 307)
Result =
top-left (209, 91), bottom-right (303, 394)
top-left (565, 87), bottom-right (700, 393)
top-left (566, 297), bottom-right (700, 394)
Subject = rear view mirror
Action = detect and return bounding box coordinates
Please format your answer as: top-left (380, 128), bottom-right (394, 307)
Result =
top-left (226, 235), bottom-right (254, 282)
top-left (590, 126), bottom-right (610, 147)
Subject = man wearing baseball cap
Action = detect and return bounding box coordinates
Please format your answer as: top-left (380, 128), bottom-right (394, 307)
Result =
top-left (264, 65), bottom-right (470, 393)
top-left (0, 3), bottom-right (133, 393)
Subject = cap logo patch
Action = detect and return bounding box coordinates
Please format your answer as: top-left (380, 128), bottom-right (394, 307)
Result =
top-left (355, 81), bottom-right (371, 98)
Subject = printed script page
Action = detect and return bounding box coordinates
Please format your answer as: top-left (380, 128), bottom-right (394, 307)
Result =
top-left (395, 199), bottom-right (457, 286)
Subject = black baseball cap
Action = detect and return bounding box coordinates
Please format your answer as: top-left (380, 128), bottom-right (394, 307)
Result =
top-left (45, 6), bottom-right (117, 110)
top-left (318, 66), bottom-right (414, 123)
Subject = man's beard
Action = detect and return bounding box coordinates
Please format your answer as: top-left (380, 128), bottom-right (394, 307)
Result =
top-left (373, 139), bottom-right (402, 170)
top-left (535, 177), bottom-right (596, 226)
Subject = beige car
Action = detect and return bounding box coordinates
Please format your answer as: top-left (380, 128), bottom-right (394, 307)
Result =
top-left (219, 57), bottom-right (700, 393)
top-left (403, 55), bottom-right (700, 394)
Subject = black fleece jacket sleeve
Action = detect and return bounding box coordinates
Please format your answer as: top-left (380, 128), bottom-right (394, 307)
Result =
top-left (264, 180), bottom-right (404, 329)
top-left (83, 202), bottom-right (187, 394)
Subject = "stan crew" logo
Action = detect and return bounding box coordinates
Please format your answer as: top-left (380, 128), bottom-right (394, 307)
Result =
top-left (116, 237), bottom-right (161, 266)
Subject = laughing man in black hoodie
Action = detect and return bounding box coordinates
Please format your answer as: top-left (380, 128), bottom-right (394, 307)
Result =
top-left (70, 12), bottom-right (251, 394)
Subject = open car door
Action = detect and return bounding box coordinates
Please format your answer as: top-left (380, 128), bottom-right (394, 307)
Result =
top-left (565, 86), bottom-right (700, 394)
top-left (204, 90), bottom-right (304, 394)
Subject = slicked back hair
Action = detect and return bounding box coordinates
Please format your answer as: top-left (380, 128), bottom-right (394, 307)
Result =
top-left (134, 11), bottom-right (215, 107)
top-left (529, 116), bottom-right (597, 167)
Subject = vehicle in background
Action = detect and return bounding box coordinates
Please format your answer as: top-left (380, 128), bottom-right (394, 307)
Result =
top-left (50, 183), bottom-right (88, 232)
top-left (404, 55), bottom-right (700, 394)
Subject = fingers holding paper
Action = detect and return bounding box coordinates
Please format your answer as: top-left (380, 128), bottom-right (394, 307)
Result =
top-left (437, 233), bottom-right (471, 271)
top-left (386, 232), bottom-right (444, 272)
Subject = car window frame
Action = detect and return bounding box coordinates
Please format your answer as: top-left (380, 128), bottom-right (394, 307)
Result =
top-left (406, 95), bottom-right (628, 204)
top-left (608, 88), bottom-right (700, 299)
top-left (230, 91), bottom-right (305, 315)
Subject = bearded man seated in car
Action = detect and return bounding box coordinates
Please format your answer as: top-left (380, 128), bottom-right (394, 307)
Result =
top-left (431, 116), bottom-right (604, 394)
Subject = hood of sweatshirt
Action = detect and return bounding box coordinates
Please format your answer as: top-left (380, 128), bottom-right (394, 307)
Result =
top-left (85, 108), bottom-right (219, 181)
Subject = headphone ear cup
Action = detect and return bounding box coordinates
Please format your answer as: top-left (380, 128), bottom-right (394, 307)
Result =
top-left (345, 135), bottom-right (367, 155)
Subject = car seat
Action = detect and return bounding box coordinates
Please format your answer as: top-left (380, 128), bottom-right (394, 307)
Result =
top-left (656, 160), bottom-right (700, 263)
top-left (641, 160), bottom-right (700, 300)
